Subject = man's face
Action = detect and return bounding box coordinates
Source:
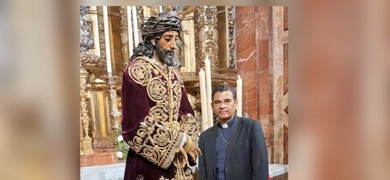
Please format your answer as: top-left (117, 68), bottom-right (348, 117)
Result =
top-left (212, 90), bottom-right (237, 123)
top-left (154, 30), bottom-right (179, 66)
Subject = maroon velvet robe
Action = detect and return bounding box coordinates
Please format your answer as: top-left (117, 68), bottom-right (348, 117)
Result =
top-left (121, 56), bottom-right (198, 180)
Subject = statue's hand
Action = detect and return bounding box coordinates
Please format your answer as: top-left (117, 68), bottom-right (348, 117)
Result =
top-left (176, 147), bottom-right (188, 168)
top-left (183, 137), bottom-right (202, 163)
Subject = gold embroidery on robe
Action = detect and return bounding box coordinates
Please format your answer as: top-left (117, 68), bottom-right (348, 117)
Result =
top-left (127, 57), bottom-right (182, 169)
top-left (128, 57), bottom-right (198, 175)
top-left (129, 60), bottom-right (152, 86)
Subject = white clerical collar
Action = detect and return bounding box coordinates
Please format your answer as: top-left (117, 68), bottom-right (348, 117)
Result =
top-left (221, 123), bottom-right (228, 128)
top-left (219, 117), bottom-right (234, 129)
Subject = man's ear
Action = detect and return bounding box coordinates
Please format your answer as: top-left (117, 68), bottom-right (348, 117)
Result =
top-left (151, 39), bottom-right (155, 46)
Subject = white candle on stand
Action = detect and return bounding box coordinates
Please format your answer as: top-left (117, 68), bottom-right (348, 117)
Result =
top-left (199, 68), bottom-right (208, 131)
top-left (132, 6), bottom-right (139, 46)
top-left (236, 75), bottom-right (242, 116)
top-left (205, 58), bottom-right (213, 127)
top-left (103, 6), bottom-right (112, 74)
top-left (127, 6), bottom-right (134, 58)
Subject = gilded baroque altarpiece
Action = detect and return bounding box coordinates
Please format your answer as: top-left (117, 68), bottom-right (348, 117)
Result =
top-left (80, 6), bottom-right (237, 157)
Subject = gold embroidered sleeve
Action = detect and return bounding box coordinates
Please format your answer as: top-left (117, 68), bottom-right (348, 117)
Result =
top-left (127, 114), bottom-right (185, 169)
top-left (180, 113), bottom-right (199, 148)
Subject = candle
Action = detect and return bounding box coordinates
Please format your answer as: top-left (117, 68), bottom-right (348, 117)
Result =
top-left (127, 6), bottom-right (134, 57)
top-left (132, 6), bottom-right (139, 46)
top-left (205, 58), bottom-right (213, 127)
top-left (199, 68), bottom-right (208, 131)
top-left (236, 75), bottom-right (242, 116)
top-left (103, 6), bottom-right (112, 74)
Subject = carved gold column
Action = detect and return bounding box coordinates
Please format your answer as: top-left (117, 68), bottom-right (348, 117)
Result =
top-left (119, 6), bottom-right (130, 71)
top-left (226, 6), bottom-right (235, 69)
top-left (181, 6), bottom-right (238, 105)
top-left (80, 6), bottom-right (95, 156)
top-left (80, 67), bottom-right (94, 155)
top-left (136, 6), bottom-right (144, 31)
top-left (195, 6), bottom-right (219, 70)
top-left (81, 7), bottom-right (117, 151)
top-left (108, 75), bottom-right (121, 128)
top-left (146, 6), bottom-right (160, 17)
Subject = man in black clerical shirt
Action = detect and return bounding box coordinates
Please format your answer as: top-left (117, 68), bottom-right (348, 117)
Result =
top-left (198, 83), bottom-right (268, 180)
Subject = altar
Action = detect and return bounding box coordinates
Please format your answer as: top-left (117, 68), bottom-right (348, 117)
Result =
top-left (79, 5), bottom-right (289, 176)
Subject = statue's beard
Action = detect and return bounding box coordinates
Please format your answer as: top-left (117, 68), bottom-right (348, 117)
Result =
top-left (155, 44), bottom-right (175, 67)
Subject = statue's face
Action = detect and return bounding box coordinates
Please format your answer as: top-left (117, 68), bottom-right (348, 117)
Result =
top-left (154, 30), bottom-right (179, 66)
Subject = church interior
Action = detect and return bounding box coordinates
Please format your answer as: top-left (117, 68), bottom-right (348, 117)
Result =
top-left (80, 6), bottom-right (288, 180)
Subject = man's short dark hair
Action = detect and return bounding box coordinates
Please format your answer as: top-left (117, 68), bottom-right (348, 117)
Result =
top-left (211, 82), bottom-right (237, 101)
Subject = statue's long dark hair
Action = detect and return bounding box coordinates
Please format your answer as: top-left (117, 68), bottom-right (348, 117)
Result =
top-left (130, 34), bottom-right (161, 61)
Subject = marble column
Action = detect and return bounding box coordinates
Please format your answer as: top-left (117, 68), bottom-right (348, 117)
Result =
top-left (236, 7), bottom-right (273, 154)
top-left (236, 6), bottom-right (288, 164)
top-left (271, 6), bottom-right (288, 165)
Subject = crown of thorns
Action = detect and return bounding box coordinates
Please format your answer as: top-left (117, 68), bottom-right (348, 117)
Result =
top-left (141, 13), bottom-right (182, 38)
